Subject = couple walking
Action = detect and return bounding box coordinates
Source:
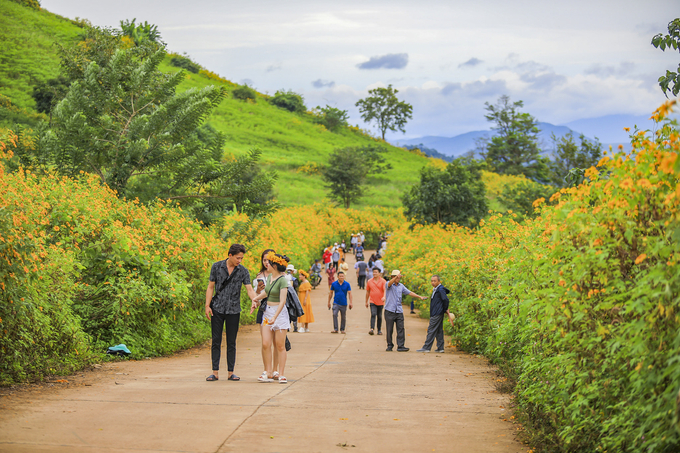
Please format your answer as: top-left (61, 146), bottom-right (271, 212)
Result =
top-left (204, 245), bottom-right (295, 384)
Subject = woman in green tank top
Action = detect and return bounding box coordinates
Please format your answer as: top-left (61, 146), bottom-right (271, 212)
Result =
top-left (252, 251), bottom-right (291, 383)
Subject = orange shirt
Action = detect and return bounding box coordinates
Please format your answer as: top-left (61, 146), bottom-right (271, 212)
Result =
top-left (366, 277), bottom-right (387, 306)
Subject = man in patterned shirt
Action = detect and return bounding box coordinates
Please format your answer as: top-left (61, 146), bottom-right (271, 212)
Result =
top-left (205, 244), bottom-right (257, 382)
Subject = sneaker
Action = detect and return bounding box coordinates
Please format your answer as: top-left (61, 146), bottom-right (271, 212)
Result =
top-left (386, 347), bottom-right (393, 352)
top-left (377, 331), bottom-right (383, 335)
top-left (299, 327), bottom-right (305, 333)
top-left (410, 310), bottom-right (416, 314)
top-left (397, 347), bottom-right (410, 352)
top-left (435, 349), bottom-right (445, 353)
top-left (417, 348), bottom-right (431, 353)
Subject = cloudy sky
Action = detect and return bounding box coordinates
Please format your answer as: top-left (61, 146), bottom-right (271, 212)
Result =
top-left (42, 0), bottom-right (679, 141)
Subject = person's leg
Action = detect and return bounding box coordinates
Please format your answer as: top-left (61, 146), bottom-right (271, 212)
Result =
top-left (261, 325), bottom-right (274, 378)
top-left (395, 313), bottom-right (406, 348)
top-left (292, 319), bottom-right (298, 333)
top-left (332, 303), bottom-right (340, 331)
top-left (370, 303), bottom-right (377, 330)
top-left (210, 310), bottom-right (226, 377)
top-left (384, 310), bottom-right (395, 349)
top-left (274, 330), bottom-right (287, 377)
top-left (339, 305), bottom-right (347, 332)
top-left (410, 300), bottom-right (415, 313)
top-left (421, 315), bottom-right (440, 351)
top-left (225, 313), bottom-right (240, 376)
top-left (377, 305), bottom-right (383, 333)
top-left (435, 315), bottom-right (445, 351)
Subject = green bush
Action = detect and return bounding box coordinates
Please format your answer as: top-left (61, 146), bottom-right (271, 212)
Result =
top-left (269, 89), bottom-right (306, 113)
top-left (498, 179), bottom-right (555, 218)
top-left (313, 105), bottom-right (349, 132)
top-left (11, 0), bottom-right (41, 10)
top-left (170, 55), bottom-right (201, 74)
top-left (232, 84), bottom-right (257, 102)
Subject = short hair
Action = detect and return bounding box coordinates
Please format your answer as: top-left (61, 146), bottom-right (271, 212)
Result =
top-left (229, 243), bottom-right (246, 256)
top-left (372, 267), bottom-right (381, 272)
top-left (337, 271), bottom-right (345, 275)
top-left (431, 274), bottom-right (441, 281)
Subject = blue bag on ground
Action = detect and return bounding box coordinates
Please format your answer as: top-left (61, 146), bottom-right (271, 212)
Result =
top-left (106, 344), bottom-right (131, 356)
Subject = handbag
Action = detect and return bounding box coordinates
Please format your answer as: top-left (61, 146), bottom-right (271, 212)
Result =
top-left (286, 287), bottom-right (305, 321)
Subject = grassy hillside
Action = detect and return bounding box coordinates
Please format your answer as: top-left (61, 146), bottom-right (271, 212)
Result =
top-left (0, 0), bottom-right (430, 208)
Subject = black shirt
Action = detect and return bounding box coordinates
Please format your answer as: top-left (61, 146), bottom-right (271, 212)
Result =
top-left (209, 260), bottom-right (251, 315)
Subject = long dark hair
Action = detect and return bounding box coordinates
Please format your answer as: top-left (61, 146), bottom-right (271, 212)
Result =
top-left (259, 248), bottom-right (275, 274)
top-left (269, 253), bottom-right (290, 273)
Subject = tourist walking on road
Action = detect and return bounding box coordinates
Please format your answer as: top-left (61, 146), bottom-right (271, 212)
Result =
top-left (417, 275), bottom-right (451, 353)
top-left (339, 258), bottom-right (349, 276)
top-left (355, 258), bottom-right (369, 289)
top-left (365, 268), bottom-right (386, 335)
top-left (383, 270), bottom-right (426, 352)
top-left (251, 252), bottom-right (292, 383)
top-left (328, 271), bottom-right (353, 334)
top-left (297, 270), bottom-right (314, 332)
top-left (205, 243), bottom-right (258, 382)
top-left (326, 264), bottom-right (336, 288)
top-left (332, 247), bottom-right (340, 270)
top-left (323, 247), bottom-right (332, 270)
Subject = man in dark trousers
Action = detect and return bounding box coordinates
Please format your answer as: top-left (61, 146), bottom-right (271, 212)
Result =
top-left (205, 243), bottom-right (258, 382)
top-left (383, 270), bottom-right (426, 352)
top-left (417, 275), bottom-right (450, 353)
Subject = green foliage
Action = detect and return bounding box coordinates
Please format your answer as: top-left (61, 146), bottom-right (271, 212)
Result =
top-left (498, 179), bottom-right (554, 218)
top-left (402, 157), bottom-right (488, 227)
top-left (652, 18), bottom-right (680, 97)
top-left (322, 145), bottom-right (391, 208)
top-left (120, 18), bottom-right (163, 46)
top-left (231, 84), bottom-right (257, 102)
top-left (10, 0), bottom-right (40, 10)
top-left (170, 54), bottom-right (201, 74)
top-left (550, 132), bottom-right (602, 187)
top-left (269, 89), bottom-right (306, 113)
top-left (31, 75), bottom-right (69, 114)
top-left (313, 105), bottom-right (349, 132)
top-left (355, 84), bottom-right (413, 140)
top-left (481, 95), bottom-right (550, 182)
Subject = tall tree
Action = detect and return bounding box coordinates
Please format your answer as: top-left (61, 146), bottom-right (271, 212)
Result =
top-left (355, 84), bottom-right (413, 140)
top-left (652, 18), bottom-right (680, 97)
top-left (402, 157), bottom-right (487, 228)
top-left (549, 132), bottom-right (602, 187)
top-left (481, 95), bottom-right (550, 182)
top-left (322, 145), bottom-right (391, 208)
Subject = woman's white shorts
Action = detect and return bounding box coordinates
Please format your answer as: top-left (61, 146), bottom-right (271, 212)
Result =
top-left (263, 305), bottom-right (290, 331)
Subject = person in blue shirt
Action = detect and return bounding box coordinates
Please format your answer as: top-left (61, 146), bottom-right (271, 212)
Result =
top-left (384, 270), bottom-right (426, 352)
top-left (327, 271), bottom-right (353, 334)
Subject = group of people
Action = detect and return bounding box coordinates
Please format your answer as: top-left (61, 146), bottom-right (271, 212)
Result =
top-left (204, 240), bottom-right (453, 384)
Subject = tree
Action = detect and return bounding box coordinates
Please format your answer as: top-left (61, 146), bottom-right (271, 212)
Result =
top-left (402, 157), bottom-right (488, 228)
top-left (313, 105), bottom-right (349, 132)
top-left (322, 145), bottom-right (391, 208)
top-left (652, 18), bottom-right (680, 97)
top-left (120, 18), bottom-right (164, 46)
top-left (269, 89), bottom-right (306, 113)
top-left (481, 95), bottom-right (550, 182)
top-left (355, 84), bottom-right (413, 140)
top-left (549, 132), bottom-right (602, 187)
top-left (498, 179), bottom-right (555, 219)
top-left (31, 75), bottom-right (69, 116)
top-left (35, 32), bottom-right (276, 224)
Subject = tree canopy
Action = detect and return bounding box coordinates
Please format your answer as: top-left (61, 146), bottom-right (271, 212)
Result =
top-left (549, 132), bottom-right (602, 187)
top-left (481, 95), bottom-right (550, 183)
top-left (402, 157), bottom-right (487, 228)
top-left (355, 84), bottom-right (413, 140)
top-left (322, 145), bottom-right (391, 208)
top-left (652, 18), bottom-right (680, 97)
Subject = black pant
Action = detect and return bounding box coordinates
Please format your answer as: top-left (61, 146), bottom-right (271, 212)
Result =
top-left (370, 303), bottom-right (383, 331)
top-left (422, 314), bottom-right (445, 351)
top-left (357, 275), bottom-right (366, 289)
top-left (384, 310), bottom-right (405, 349)
top-left (211, 311), bottom-right (240, 372)
top-left (332, 260), bottom-right (339, 270)
top-left (333, 304), bottom-right (347, 331)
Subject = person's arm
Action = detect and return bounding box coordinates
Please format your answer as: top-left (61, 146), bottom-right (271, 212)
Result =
top-left (365, 285), bottom-right (371, 308)
top-left (387, 276), bottom-right (398, 288)
top-left (348, 290), bottom-right (353, 310)
top-left (328, 287), bottom-right (334, 309)
top-left (409, 291), bottom-right (427, 301)
top-left (245, 283), bottom-right (257, 301)
top-left (205, 281), bottom-right (215, 319)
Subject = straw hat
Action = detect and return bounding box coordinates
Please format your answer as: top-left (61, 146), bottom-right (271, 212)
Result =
top-left (286, 264), bottom-right (296, 273)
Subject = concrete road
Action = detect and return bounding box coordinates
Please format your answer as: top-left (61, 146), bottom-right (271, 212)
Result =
top-left (0, 252), bottom-right (526, 453)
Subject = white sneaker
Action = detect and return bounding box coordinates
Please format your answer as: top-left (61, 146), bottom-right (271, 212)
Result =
top-left (299, 327), bottom-right (305, 333)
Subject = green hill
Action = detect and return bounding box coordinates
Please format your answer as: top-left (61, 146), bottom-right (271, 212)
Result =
top-left (0, 0), bottom-right (430, 208)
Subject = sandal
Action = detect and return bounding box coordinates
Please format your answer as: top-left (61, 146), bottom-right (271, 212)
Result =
top-left (279, 376), bottom-right (287, 384)
top-left (369, 329), bottom-right (374, 335)
top-left (206, 374), bottom-right (219, 381)
top-left (258, 372), bottom-right (273, 382)
top-left (228, 374), bottom-right (240, 381)
top-left (273, 371), bottom-right (280, 381)
top-left (331, 330), bottom-right (339, 334)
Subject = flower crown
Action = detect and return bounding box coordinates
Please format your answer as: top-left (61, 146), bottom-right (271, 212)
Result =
top-left (265, 251), bottom-right (288, 267)
top-left (299, 270), bottom-right (309, 278)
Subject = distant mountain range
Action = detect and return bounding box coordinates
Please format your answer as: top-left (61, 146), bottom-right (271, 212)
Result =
top-left (391, 114), bottom-right (663, 159)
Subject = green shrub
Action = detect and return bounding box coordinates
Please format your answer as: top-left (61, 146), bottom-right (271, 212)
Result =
top-left (170, 55), bottom-right (201, 74)
top-left (232, 84), bottom-right (257, 102)
top-left (312, 105), bottom-right (349, 132)
top-left (498, 179), bottom-right (555, 218)
top-left (10, 0), bottom-right (41, 10)
top-left (269, 89), bottom-right (306, 113)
